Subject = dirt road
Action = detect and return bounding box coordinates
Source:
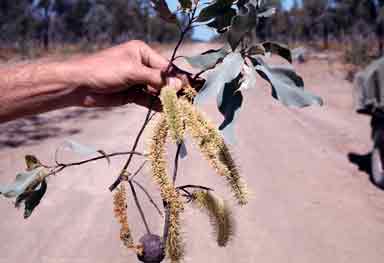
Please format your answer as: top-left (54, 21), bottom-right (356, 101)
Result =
top-left (0, 44), bottom-right (384, 263)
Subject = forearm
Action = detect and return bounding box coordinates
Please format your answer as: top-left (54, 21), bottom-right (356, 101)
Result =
top-left (0, 59), bottom-right (82, 123)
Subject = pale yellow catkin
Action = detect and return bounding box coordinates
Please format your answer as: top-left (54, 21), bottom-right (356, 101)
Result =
top-left (192, 191), bottom-right (234, 247)
top-left (148, 115), bottom-right (184, 262)
top-left (113, 183), bottom-right (134, 248)
top-left (160, 86), bottom-right (185, 144)
top-left (179, 99), bottom-right (248, 205)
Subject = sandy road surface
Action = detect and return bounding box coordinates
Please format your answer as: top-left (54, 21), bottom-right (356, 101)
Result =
top-left (0, 44), bottom-right (384, 263)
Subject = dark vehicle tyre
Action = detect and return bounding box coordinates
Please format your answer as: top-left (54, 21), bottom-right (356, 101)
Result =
top-left (371, 119), bottom-right (384, 189)
top-left (371, 145), bottom-right (384, 188)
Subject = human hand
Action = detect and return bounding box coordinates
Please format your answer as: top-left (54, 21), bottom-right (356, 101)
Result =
top-left (69, 40), bottom-right (184, 109)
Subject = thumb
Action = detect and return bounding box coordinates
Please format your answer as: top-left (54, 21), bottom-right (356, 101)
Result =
top-left (137, 66), bottom-right (165, 90)
top-left (137, 67), bottom-right (183, 93)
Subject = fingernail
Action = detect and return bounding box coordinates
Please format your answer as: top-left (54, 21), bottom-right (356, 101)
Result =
top-left (167, 77), bottom-right (183, 89)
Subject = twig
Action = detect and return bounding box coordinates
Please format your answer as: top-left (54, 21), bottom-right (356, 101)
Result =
top-left (162, 4), bottom-right (199, 245)
top-left (129, 160), bottom-right (148, 182)
top-left (163, 142), bottom-right (183, 244)
top-left (56, 151), bottom-right (144, 168)
top-left (128, 180), bottom-right (151, 235)
top-left (166, 3), bottom-right (198, 71)
top-left (172, 143), bottom-right (183, 183)
top-left (109, 98), bottom-right (154, 192)
top-left (176, 185), bottom-right (213, 192)
top-left (132, 179), bottom-right (163, 217)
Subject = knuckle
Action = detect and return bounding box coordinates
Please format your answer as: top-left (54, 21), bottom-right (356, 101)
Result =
top-left (130, 40), bottom-right (145, 47)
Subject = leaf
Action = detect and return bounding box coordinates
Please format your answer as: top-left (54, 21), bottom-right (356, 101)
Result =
top-left (62, 139), bottom-right (99, 155)
top-left (236, 0), bottom-right (250, 15)
top-left (180, 141), bottom-right (188, 160)
top-left (0, 168), bottom-right (43, 198)
top-left (257, 7), bottom-right (276, 18)
top-left (60, 139), bottom-right (110, 164)
top-left (239, 65), bottom-right (258, 91)
top-left (252, 59), bottom-right (323, 107)
top-left (25, 155), bottom-right (42, 171)
top-left (151, 0), bottom-right (177, 23)
top-left (196, 0), bottom-right (234, 22)
top-left (185, 48), bottom-right (229, 70)
top-left (207, 8), bottom-right (237, 33)
top-left (15, 179), bottom-right (47, 219)
top-left (195, 52), bottom-right (244, 105)
top-left (227, 4), bottom-right (257, 50)
top-left (262, 41), bottom-right (292, 63)
top-left (217, 77), bottom-right (243, 144)
top-left (179, 0), bottom-right (192, 10)
top-left (247, 44), bottom-right (266, 56)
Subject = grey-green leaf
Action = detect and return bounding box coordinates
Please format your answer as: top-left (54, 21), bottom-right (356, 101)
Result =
top-left (60, 139), bottom-right (110, 164)
top-left (217, 77), bottom-right (243, 144)
top-left (179, 0), bottom-right (192, 10)
top-left (227, 4), bottom-right (257, 50)
top-left (262, 41), bottom-right (292, 63)
top-left (0, 168), bottom-right (43, 198)
top-left (151, 0), bottom-right (177, 23)
top-left (15, 179), bottom-right (48, 219)
top-left (62, 139), bottom-right (100, 155)
top-left (180, 141), bottom-right (188, 160)
top-left (195, 52), bottom-right (244, 105)
top-left (239, 65), bottom-right (258, 91)
top-left (197, 0), bottom-right (234, 22)
top-left (257, 7), bottom-right (276, 17)
top-left (207, 8), bottom-right (237, 32)
top-left (185, 48), bottom-right (228, 70)
top-left (255, 62), bottom-right (323, 107)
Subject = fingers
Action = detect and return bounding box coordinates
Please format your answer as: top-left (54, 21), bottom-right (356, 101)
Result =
top-left (140, 44), bottom-right (169, 70)
top-left (81, 87), bottom-right (162, 111)
top-left (136, 67), bottom-right (184, 94)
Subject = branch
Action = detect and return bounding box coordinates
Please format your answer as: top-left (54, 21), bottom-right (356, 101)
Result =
top-left (172, 143), bottom-right (183, 183)
top-left (56, 151), bottom-right (144, 168)
top-left (167, 3), bottom-right (199, 71)
top-left (109, 99), bottom-right (155, 192)
top-left (132, 179), bottom-right (163, 217)
top-left (128, 180), bottom-right (151, 235)
top-left (176, 185), bottom-right (213, 192)
top-left (163, 142), bottom-right (183, 244)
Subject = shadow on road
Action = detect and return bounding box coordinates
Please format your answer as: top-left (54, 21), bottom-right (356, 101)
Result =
top-left (348, 152), bottom-right (384, 191)
top-left (0, 108), bottom-right (105, 150)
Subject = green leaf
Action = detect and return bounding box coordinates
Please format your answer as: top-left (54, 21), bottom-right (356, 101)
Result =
top-left (197, 0), bottom-right (234, 22)
top-left (151, 0), bottom-right (177, 23)
top-left (185, 48), bottom-right (229, 70)
top-left (239, 65), bottom-right (258, 91)
top-left (257, 7), bottom-right (276, 17)
top-left (217, 77), bottom-right (243, 144)
top-left (262, 42), bottom-right (292, 63)
top-left (180, 141), bottom-right (188, 160)
top-left (247, 44), bottom-right (266, 56)
top-left (236, 0), bottom-right (250, 15)
top-left (195, 52), bottom-right (244, 105)
top-left (227, 4), bottom-right (257, 50)
top-left (25, 155), bottom-right (42, 171)
top-left (179, 0), bottom-right (192, 10)
top-left (62, 139), bottom-right (100, 155)
top-left (15, 179), bottom-right (47, 219)
top-left (0, 168), bottom-right (43, 198)
top-left (207, 8), bottom-right (237, 33)
top-left (252, 59), bottom-right (323, 107)
top-left (60, 140), bottom-right (110, 164)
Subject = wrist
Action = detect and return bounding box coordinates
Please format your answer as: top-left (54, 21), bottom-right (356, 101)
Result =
top-left (54, 57), bottom-right (91, 107)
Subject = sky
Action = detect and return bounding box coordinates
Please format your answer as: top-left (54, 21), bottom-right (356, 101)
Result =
top-left (167, 0), bottom-right (297, 41)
